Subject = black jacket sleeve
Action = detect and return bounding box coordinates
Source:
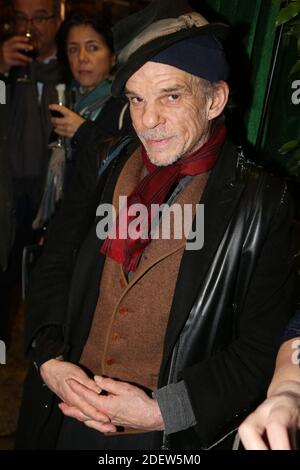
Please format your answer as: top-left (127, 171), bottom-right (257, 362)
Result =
top-left (180, 186), bottom-right (297, 447)
top-left (31, 326), bottom-right (65, 368)
top-left (25, 137), bottom-right (101, 355)
top-left (282, 310), bottom-right (300, 342)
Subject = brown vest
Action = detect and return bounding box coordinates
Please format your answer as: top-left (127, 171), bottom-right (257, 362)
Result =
top-left (80, 148), bottom-right (209, 393)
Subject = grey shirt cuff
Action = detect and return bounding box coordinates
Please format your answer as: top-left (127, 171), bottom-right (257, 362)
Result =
top-left (153, 381), bottom-right (197, 435)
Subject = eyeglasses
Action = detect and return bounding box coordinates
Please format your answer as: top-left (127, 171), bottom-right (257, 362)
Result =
top-left (15, 14), bottom-right (57, 28)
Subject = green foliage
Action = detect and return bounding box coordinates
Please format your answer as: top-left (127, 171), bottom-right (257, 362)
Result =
top-left (276, 2), bottom-right (300, 180)
top-left (279, 140), bottom-right (300, 153)
top-left (290, 58), bottom-right (300, 75)
top-left (276, 0), bottom-right (300, 71)
top-left (276, 1), bottom-right (300, 28)
top-left (279, 141), bottom-right (300, 179)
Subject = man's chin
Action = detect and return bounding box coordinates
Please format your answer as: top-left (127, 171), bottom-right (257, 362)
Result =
top-left (147, 151), bottom-right (181, 167)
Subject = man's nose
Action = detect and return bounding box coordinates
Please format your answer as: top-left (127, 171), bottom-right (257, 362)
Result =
top-left (24, 18), bottom-right (38, 32)
top-left (141, 102), bottom-right (163, 128)
top-left (17, 19), bottom-right (34, 34)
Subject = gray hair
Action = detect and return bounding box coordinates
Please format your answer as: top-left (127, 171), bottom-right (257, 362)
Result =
top-left (190, 75), bottom-right (218, 104)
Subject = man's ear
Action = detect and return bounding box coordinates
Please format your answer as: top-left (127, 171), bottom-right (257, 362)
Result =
top-left (207, 81), bottom-right (229, 120)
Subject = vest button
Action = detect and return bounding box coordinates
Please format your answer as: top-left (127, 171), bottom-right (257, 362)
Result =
top-left (112, 332), bottom-right (121, 342)
top-left (106, 358), bottom-right (115, 366)
top-left (118, 306), bottom-right (128, 315)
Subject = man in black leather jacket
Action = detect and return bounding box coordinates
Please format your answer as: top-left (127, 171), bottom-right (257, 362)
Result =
top-left (0, 0), bottom-right (63, 339)
top-left (16, 0), bottom-right (297, 450)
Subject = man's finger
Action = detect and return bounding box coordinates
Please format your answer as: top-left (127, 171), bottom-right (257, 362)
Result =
top-left (60, 402), bottom-right (116, 432)
top-left (66, 380), bottom-right (110, 421)
top-left (94, 375), bottom-right (130, 395)
top-left (266, 421), bottom-right (292, 450)
top-left (8, 60), bottom-right (30, 67)
top-left (75, 377), bottom-right (102, 395)
top-left (68, 378), bottom-right (112, 411)
top-left (8, 36), bottom-right (33, 44)
top-left (11, 52), bottom-right (32, 64)
top-left (239, 420), bottom-right (269, 450)
top-left (60, 390), bottom-right (110, 424)
top-left (58, 402), bottom-right (91, 422)
top-left (85, 419), bottom-right (117, 433)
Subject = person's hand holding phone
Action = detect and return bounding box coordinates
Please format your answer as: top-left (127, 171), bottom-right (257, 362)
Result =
top-left (49, 104), bottom-right (85, 139)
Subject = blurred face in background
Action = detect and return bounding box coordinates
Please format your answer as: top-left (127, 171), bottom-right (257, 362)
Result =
top-left (67, 24), bottom-right (115, 91)
top-left (13, 0), bottom-right (61, 61)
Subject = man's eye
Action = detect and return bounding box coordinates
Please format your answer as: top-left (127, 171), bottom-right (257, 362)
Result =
top-left (169, 94), bottom-right (179, 101)
top-left (33, 16), bottom-right (47, 23)
top-left (130, 97), bottom-right (143, 104)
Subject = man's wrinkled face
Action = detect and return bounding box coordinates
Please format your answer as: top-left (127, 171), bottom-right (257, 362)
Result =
top-left (13, 0), bottom-right (61, 61)
top-left (125, 61), bottom-right (212, 166)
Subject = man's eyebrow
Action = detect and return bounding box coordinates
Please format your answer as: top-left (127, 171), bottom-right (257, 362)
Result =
top-left (32, 9), bottom-right (50, 15)
top-left (124, 84), bottom-right (187, 96)
top-left (15, 9), bottom-right (50, 15)
top-left (124, 87), bottom-right (137, 96)
top-left (160, 85), bottom-right (187, 93)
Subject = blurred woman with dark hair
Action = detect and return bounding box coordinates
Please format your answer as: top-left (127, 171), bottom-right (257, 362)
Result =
top-left (33, 10), bottom-right (132, 229)
top-left (51, 10), bottom-right (118, 137)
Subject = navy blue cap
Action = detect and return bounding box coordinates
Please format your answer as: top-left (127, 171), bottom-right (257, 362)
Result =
top-left (151, 34), bottom-right (229, 82)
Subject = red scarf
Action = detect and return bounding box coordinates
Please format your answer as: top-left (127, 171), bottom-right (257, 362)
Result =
top-left (100, 122), bottom-right (226, 272)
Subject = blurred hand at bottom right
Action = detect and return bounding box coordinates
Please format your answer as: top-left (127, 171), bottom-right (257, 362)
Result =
top-left (239, 380), bottom-right (300, 450)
